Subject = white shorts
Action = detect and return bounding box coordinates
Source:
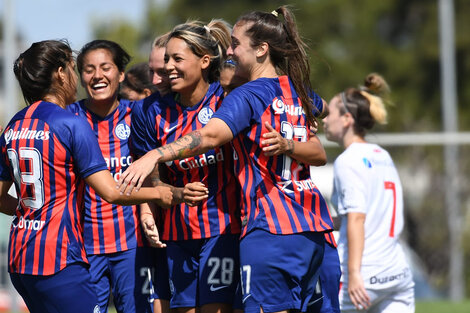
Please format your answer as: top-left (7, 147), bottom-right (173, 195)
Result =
top-left (339, 267), bottom-right (415, 313)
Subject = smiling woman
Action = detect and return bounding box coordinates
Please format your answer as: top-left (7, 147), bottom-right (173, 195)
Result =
top-left (67, 40), bottom-right (159, 313)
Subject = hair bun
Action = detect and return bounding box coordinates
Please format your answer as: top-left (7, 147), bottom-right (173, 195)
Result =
top-left (363, 73), bottom-right (390, 96)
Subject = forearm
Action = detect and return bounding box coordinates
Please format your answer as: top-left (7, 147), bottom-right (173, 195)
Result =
top-left (286, 136), bottom-right (327, 166)
top-left (86, 170), bottom-right (166, 205)
top-left (155, 130), bottom-right (211, 163)
top-left (0, 194), bottom-right (18, 216)
top-left (347, 212), bottom-right (366, 275)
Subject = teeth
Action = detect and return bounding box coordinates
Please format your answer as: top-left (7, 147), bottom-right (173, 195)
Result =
top-left (169, 74), bottom-right (178, 80)
top-left (93, 83), bottom-right (107, 89)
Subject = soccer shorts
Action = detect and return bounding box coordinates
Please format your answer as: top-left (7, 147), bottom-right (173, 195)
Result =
top-left (166, 234), bottom-right (240, 308)
top-left (307, 242), bottom-right (341, 313)
top-left (149, 247), bottom-right (171, 301)
top-left (240, 229), bottom-right (325, 313)
top-left (88, 247), bottom-right (154, 313)
top-left (10, 263), bottom-right (100, 313)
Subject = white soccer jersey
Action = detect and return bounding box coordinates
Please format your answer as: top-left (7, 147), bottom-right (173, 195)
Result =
top-left (332, 143), bottom-right (413, 293)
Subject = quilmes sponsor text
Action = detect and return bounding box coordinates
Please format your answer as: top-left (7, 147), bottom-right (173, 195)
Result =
top-left (4, 128), bottom-right (50, 145)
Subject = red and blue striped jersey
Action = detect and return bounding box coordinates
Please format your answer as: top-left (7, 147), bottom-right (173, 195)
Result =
top-left (131, 83), bottom-right (241, 241)
top-left (213, 76), bottom-right (334, 237)
top-left (0, 101), bottom-right (108, 275)
top-left (67, 99), bottom-right (146, 254)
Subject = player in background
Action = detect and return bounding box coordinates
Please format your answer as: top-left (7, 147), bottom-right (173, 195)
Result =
top-left (120, 62), bottom-right (158, 100)
top-left (118, 6), bottom-right (334, 313)
top-left (118, 33), bottom-right (174, 313)
top-left (130, 20), bottom-right (243, 313)
top-left (67, 39), bottom-right (157, 313)
top-left (323, 73), bottom-right (415, 313)
top-left (0, 39), bottom-right (172, 313)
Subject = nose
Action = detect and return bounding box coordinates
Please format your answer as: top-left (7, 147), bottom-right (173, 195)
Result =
top-left (227, 46), bottom-right (234, 56)
top-left (152, 73), bottom-right (161, 85)
top-left (92, 68), bottom-right (103, 80)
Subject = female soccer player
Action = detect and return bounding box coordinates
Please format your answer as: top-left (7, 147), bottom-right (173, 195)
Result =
top-left (120, 62), bottom-right (158, 100)
top-left (0, 39), bottom-right (172, 313)
top-left (323, 73), bottom-right (415, 312)
top-left (119, 6), bottom-right (334, 313)
top-left (130, 20), bottom-right (242, 313)
top-left (67, 39), bottom-right (160, 313)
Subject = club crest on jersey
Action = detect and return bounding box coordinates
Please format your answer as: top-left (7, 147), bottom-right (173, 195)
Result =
top-left (115, 123), bottom-right (131, 140)
top-left (272, 98), bottom-right (304, 116)
top-left (198, 107), bottom-right (214, 125)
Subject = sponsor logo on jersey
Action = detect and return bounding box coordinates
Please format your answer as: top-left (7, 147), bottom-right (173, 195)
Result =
top-left (370, 267), bottom-right (411, 285)
top-left (104, 155), bottom-right (133, 182)
top-left (4, 128), bottom-right (50, 145)
top-left (115, 123), bottom-right (131, 140)
top-left (272, 98), bottom-right (305, 116)
top-left (12, 216), bottom-right (45, 231)
top-left (198, 107), bottom-right (214, 125)
top-left (363, 157), bottom-right (372, 168)
top-left (277, 178), bottom-right (318, 193)
top-left (177, 149), bottom-right (224, 170)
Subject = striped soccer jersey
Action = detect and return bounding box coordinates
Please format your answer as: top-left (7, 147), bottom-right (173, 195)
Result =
top-left (213, 76), bottom-right (334, 237)
top-left (0, 101), bottom-right (108, 275)
top-left (131, 83), bottom-right (241, 241)
top-left (67, 99), bottom-right (145, 254)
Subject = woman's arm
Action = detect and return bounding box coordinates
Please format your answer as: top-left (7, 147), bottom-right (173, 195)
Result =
top-left (0, 181), bottom-right (17, 215)
top-left (347, 212), bottom-right (371, 310)
top-left (260, 122), bottom-right (327, 165)
top-left (118, 118), bottom-right (233, 195)
top-left (85, 170), bottom-right (173, 206)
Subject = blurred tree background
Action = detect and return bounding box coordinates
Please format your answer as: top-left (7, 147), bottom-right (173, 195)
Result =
top-left (90, 0), bottom-right (470, 298)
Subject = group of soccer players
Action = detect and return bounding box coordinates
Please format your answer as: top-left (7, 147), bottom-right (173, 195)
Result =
top-left (0, 4), bottom-right (414, 313)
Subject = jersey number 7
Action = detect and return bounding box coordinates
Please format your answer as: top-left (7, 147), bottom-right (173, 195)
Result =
top-left (384, 181), bottom-right (396, 238)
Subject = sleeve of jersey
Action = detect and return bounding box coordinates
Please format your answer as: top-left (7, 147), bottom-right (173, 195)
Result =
top-left (130, 99), bottom-right (158, 157)
top-left (212, 88), bottom-right (254, 138)
top-left (309, 90), bottom-right (323, 117)
top-left (0, 135), bottom-right (12, 181)
top-left (333, 156), bottom-right (368, 215)
top-left (70, 118), bottom-right (108, 178)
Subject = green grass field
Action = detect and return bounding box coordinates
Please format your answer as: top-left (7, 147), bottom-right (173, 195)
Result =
top-left (415, 300), bottom-right (470, 313)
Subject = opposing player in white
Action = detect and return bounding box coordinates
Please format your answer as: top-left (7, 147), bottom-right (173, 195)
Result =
top-left (323, 73), bottom-right (414, 313)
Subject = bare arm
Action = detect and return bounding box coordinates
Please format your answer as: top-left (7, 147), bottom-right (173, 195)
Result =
top-left (118, 118), bottom-right (233, 195)
top-left (347, 212), bottom-right (371, 310)
top-left (85, 170), bottom-right (173, 206)
top-left (153, 164), bottom-right (208, 206)
top-left (140, 202), bottom-right (166, 248)
top-left (0, 181), bottom-right (17, 216)
top-left (261, 122), bottom-right (327, 166)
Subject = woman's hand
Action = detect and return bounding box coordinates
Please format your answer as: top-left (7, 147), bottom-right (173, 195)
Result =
top-left (183, 182), bottom-right (209, 206)
top-left (118, 150), bottom-right (161, 195)
top-left (348, 271), bottom-right (371, 310)
top-left (140, 212), bottom-right (166, 248)
top-left (261, 122), bottom-right (292, 156)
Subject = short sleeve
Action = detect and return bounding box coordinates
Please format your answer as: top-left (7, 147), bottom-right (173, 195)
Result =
top-left (309, 90), bottom-right (324, 117)
top-left (130, 97), bottom-right (159, 157)
top-left (69, 117), bottom-right (108, 178)
top-left (333, 156), bottom-right (368, 215)
top-left (0, 135), bottom-right (12, 181)
top-left (213, 87), bottom-right (255, 138)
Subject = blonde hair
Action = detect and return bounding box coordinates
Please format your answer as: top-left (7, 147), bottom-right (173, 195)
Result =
top-left (167, 19), bottom-right (231, 83)
top-left (340, 73), bottom-right (391, 136)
